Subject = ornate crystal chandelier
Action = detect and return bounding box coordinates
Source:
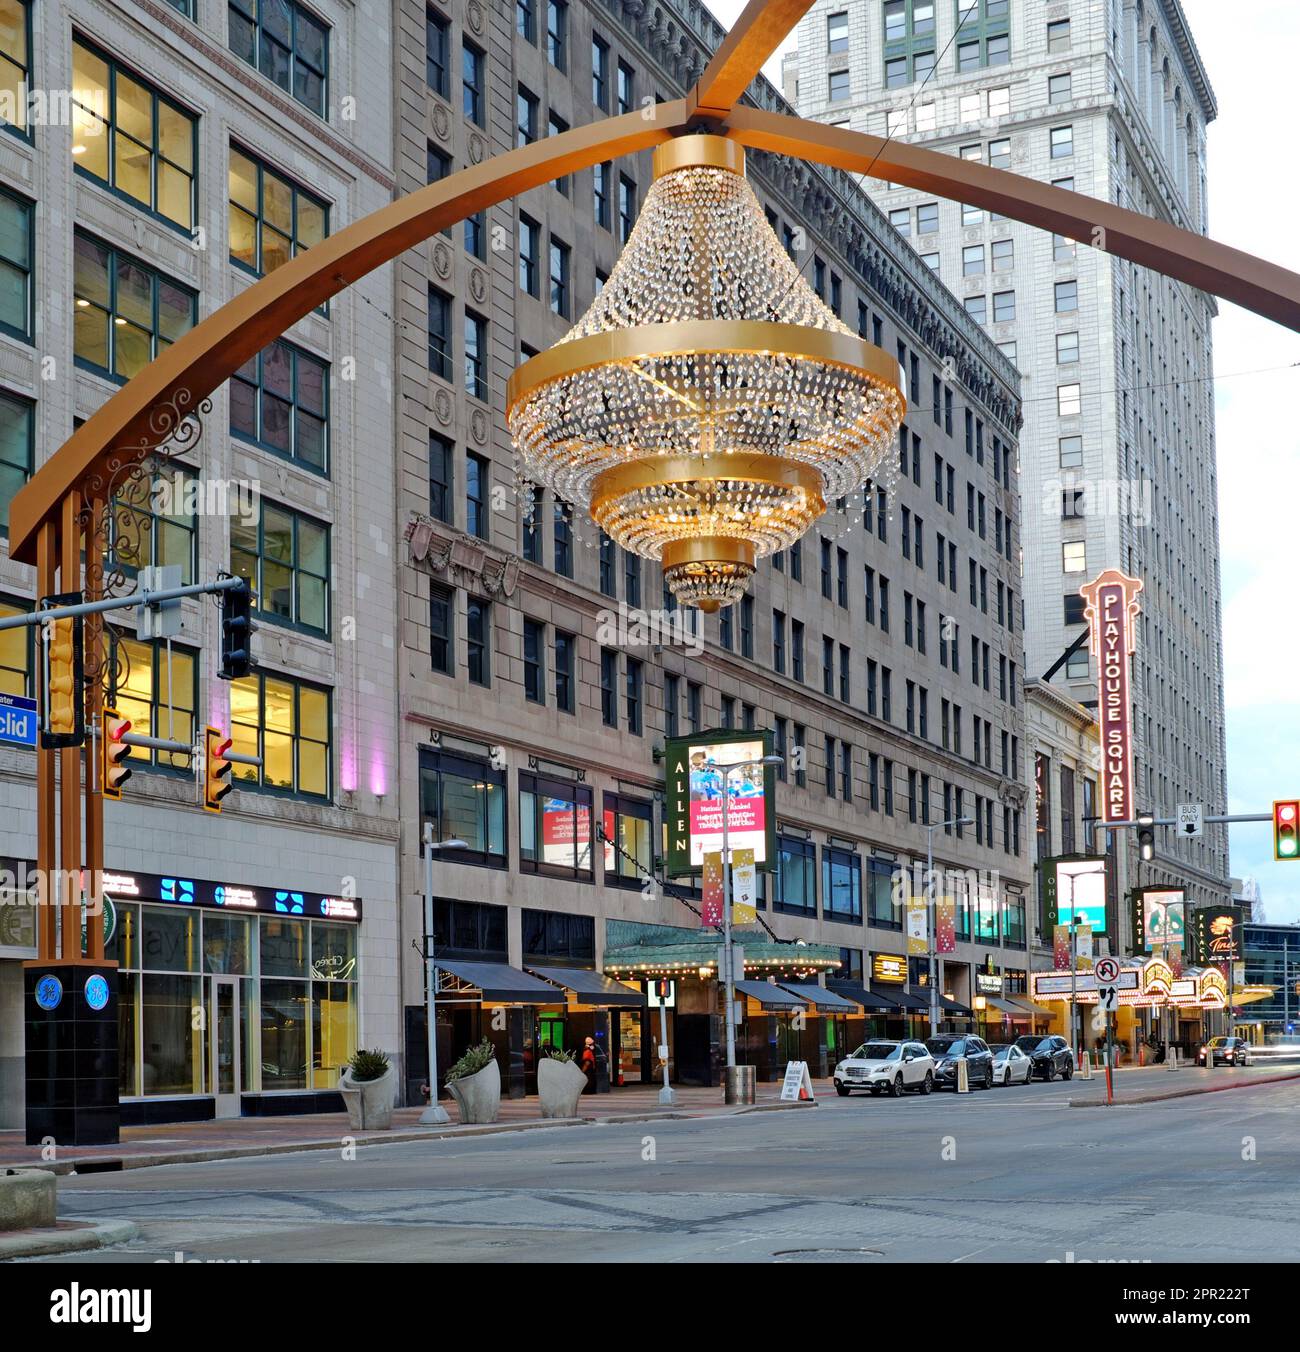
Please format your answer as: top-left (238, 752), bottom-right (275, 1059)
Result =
top-left (507, 134), bottom-right (906, 611)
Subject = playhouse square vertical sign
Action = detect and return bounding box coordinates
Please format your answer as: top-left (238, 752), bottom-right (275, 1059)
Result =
top-left (1079, 569), bottom-right (1144, 825)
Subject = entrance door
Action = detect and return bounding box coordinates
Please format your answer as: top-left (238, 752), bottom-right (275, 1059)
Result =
top-left (210, 976), bottom-right (242, 1118)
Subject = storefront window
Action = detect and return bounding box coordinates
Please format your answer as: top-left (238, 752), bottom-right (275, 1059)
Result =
top-left (775, 836), bottom-right (816, 916)
top-left (601, 792), bottom-right (652, 888)
top-left (867, 856), bottom-right (897, 928)
top-left (140, 973), bottom-right (202, 1095)
top-left (312, 977), bottom-right (356, 1089)
top-left (140, 904), bottom-right (199, 972)
top-left (420, 748), bottom-right (506, 865)
top-left (519, 773), bottom-right (592, 878)
top-left (260, 915), bottom-right (308, 977)
top-left (261, 979), bottom-right (309, 1089)
top-left (203, 913), bottom-right (250, 973)
top-left (1003, 892), bottom-right (1026, 946)
top-left (118, 972), bottom-right (137, 1096)
top-left (976, 881), bottom-right (1000, 942)
top-left (822, 846), bottom-right (862, 922)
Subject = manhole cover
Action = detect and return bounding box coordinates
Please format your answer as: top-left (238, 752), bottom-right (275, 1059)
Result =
top-left (773, 1247), bottom-right (885, 1262)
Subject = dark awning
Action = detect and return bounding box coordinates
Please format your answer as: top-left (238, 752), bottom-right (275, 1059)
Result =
top-left (828, 983), bottom-right (895, 1014)
top-left (526, 965), bottom-right (644, 1008)
top-left (941, 994), bottom-right (975, 1017)
top-left (986, 997), bottom-right (1028, 1017)
top-left (736, 980), bottom-right (807, 1010)
top-left (778, 983), bottom-right (861, 1012)
top-left (893, 988), bottom-right (932, 1011)
top-left (435, 960), bottom-right (563, 1005)
top-left (866, 985), bottom-right (910, 1012)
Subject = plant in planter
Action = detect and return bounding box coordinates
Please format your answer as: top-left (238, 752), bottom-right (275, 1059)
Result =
top-left (338, 1048), bottom-right (395, 1131)
top-left (445, 1040), bottom-right (501, 1124)
top-left (537, 1045), bottom-right (588, 1119)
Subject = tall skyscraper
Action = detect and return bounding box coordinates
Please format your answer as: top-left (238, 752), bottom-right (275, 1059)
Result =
top-left (786, 0), bottom-right (1230, 921)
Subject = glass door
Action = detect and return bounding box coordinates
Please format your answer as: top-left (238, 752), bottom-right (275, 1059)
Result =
top-left (210, 976), bottom-right (242, 1118)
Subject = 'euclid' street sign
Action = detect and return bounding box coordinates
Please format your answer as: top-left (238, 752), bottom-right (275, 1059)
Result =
top-left (0, 693), bottom-right (37, 748)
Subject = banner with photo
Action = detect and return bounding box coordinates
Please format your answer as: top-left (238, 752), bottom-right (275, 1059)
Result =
top-left (906, 901), bottom-right (928, 955)
top-left (663, 730), bottom-right (777, 876)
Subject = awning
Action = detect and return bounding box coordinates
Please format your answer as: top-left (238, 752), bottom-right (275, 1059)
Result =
top-left (828, 983), bottom-right (896, 1014)
top-left (1004, 994), bottom-right (1054, 1020)
top-left (778, 983), bottom-right (862, 1012)
top-left (985, 997), bottom-right (1028, 1018)
top-left (941, 994), bottom-right (975, 1017)
top-left (893, 987), bottom-right (932, 1011)
top-left (735, 980), bottom-right (808, 1010)
top-left (526, 965), bottom-right (644, 1008)
top-left (435, 960), bottom-right (563, 1005)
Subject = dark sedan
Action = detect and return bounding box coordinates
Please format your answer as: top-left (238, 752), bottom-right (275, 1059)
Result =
top-left (1014, 1034), bottom-right (1074, 1081)
top-left (925, 1035), bottom-right (995, 1090)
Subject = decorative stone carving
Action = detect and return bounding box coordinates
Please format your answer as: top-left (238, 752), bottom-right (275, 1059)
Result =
top-left (431, 239), bottom-right (452, 279)
top-left (431, 102), bottom-right (451, 142)
top-left (466, 0), bottom-right (484, 34)
top-left (468, 266), bottom-right (487, 304)
top-left (470, 407), bottom-right (488, 445)
top-left (468, 132), bottom-right (485, 164)
top-left (433, 387), bottom-right (453, 425)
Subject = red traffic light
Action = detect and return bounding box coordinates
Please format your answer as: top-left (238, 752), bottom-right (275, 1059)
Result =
top-left (1274, 800), bottom-right (1300, 861)
top-left (204, 727), bottom-right (234, 813)
top-left (102, 707), bottom-right (132, 800)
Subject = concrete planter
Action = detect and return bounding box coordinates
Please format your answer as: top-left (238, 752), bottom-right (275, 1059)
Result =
top-left (0, 1168), bottom-right (56, 1231)
top-left (537, 1056), bottom-right (588, 1118)
top-left (446, 1057), bottom-right (501, 1124)
top-left (338, 1066), bottom-right (396, 1131)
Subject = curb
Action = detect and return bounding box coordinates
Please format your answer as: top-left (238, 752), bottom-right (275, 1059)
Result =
top-left (0, 1218), bottom-right (138, 1261)
top-left (1068, 1069), bottom-right (1300, 1107)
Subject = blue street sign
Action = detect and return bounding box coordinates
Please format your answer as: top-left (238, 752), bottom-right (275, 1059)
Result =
top-left (0, 692), bottom-right (37, 748)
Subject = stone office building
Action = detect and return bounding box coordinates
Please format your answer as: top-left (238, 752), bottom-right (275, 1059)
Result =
top-left (396, 0), bottom-right (1034, 1096)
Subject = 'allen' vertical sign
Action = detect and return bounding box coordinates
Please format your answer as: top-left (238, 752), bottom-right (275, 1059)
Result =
top-left (1079, 569), bottom-right (1143, 826)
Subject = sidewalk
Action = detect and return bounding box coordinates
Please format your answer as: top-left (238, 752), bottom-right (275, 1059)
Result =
top-left (0, 1082), bottom-right (817, 1174)
top-left (1064, 1059), bottom-right (1300, 1106)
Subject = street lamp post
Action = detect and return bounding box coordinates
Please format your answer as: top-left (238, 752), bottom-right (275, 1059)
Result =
top-left (925, 816), bottom-right (974, 1037)
top-left (421, 824), bottom-right (468, 1124)
top-left (716, 754), bottom-right (783, 1077)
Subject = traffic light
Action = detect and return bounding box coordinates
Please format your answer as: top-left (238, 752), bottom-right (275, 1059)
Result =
top-left (40, 594), bottom-right (83, 748)
top-left (218, 578), bottom-right (255, 680)
top-left (1137, 812), bottom-right (1155, 863)
top-left (203, 726), bottom-right (233, 812)
top-left (102, 708), bottom-right (132, 800)
top-left (1274, 799), bottom-right (1300, 861)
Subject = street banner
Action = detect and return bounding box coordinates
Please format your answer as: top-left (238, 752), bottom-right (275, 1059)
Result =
top-left (731, 847), bottom-right (757, 926)
top-left (1141, 888), bottom-right (1186, 951)
top-left (1190, 904), bottom-right (1243, 964)
top-left (663, 729), bottom-right (777, 876)
top-left (702, 850), bottom-right (723, 928)
top-left (1054, 924), bottom-right (1071, 971)
top-left (935, 895), bottom-right (955, 953)
top-left (1076, 924), bottom-right (1093, 967)
top-left (1079, 569), bottom-right (1144, 825)
top-left (906, 900), bottom-right (928, 955)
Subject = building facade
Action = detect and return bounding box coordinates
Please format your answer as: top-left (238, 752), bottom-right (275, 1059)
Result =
top-left (784, 0), bottom-right (1231, 940)
top-left (398, 0), bottom-right (1034, 1099)
top-left (0, 0), bottom-right (400, 1126)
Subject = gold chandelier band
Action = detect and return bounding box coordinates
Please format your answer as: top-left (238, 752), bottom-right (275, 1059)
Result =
top-left (505, 320), bottom-right (906, 415)
top-left (662, 537), bottom-right (756, 571)
top-left (652, 134), bottom-right (746, 180)
top-left (589, 451), bottom-right (826, 518)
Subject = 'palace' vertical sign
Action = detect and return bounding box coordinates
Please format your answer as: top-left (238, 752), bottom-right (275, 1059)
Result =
top-left (1079, 569), bottom-right (1144, 826)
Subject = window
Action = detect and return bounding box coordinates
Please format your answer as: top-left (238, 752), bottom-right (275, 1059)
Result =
top-left (546, 113), bottom-right (569, 194)
top-left (466, 596), bottom-right (492, 686)
top-left (462, 42), bottom-right (485, 126)
top-left (546, 0), bottom-right (567, 70)
top-left (992, 291), bottom-right (1015, 322)
top-left (466, 452), bottom-right (488, 539)
top-left (430, 583), bottom-right (453, 674)
top-left (964, 294), bottom-right (987, 324)
top-left (519, 214), bottom-right (540, 296)
top-left (553, 500), bottom-right (573, 577)
top-left (790, 618), bottom-right (803, 680)
top-left (0, 593), bottom-right (31, 695)
top-left (827, 10), bottom-right (849, 53)
top-left (1057, 383), bottom-right (1081, 417)
top-left (1054, 279), bottom-right (1078, 313)
top-left (1064, 594), bottom-right (1086, 626)
top-left (1059, 435), bottom-right (1083, 468)
top-left (772, 609), bottom-right (786, 673)
top-left (0, 187), bottom-right (32, 340)
top-left (523, 619), bottom-right (545, 703)
top-left (516, 86), bottom-right (538, 147)
top-left (73, 233), bottom-right (196, 382)
top-left (625, 656), bottom-right (643, 734)
top-left (823, 846), bottom-right (861, 921)
top-left (600, 649), bottom-right (617, 726)
top-left (988, 137), bottom-right (1010, 169)
top-left (1047, 18), bottom-right (1071, 53)
top-left (516, 0), bottom-right (536, 44)
top-left (554, 630), bottom-right (576, 713)
top-left (464, 310), bottom-right (487, 401)
top-left (548, 236), bottom-right (570, 317)
top-left (231, 498), bottom-right (329, 636)
top-left (1050, 125), bottom-right (1074, 159)
top-left (0, 388), bottom-right (32, 536)
top-left (593, 161), bottom-right (611, 229)
top-left (520, 485), bottom-right (542, 562)
top-left (741, 595), bottom-right (754, 659)
top-left (617, 61), bottom-right (635, 115)
top-left (618, 175), bottom-right (636, 243)
top-left (603, 793), bottom-right (652, 887)
top-left (419, 748), bottom-right (506, 865)
top-left (228, 0), bottom-right (328, 117)
top-left (426, 14), bottom-right (451, 97)
top-left (107, 635), bottom-right (197, 771)
top-left (229, 144), bottom-right (327, 279)
top-left (230, 337), bottom-right (328, 472)
top-left (427, 286), bottom-right (452, 381)
top-left (1066, 646), bottom-right (1090, 679)
top-left (921, 252), bottom-right (940, 273)
top-left (916, 201), bottom-right (939, 234)
top-left (1049, 72), bottom-right (1071, 104)
top-left (72, 40), bottom-right (197, 228)
top-left (230, 671), bottom-right (331, 799)
top-left (829, 69), bottom-right (850, 101)
top-left (0, 0), bottom-right (30, 138)
top-left (592, 34), bottom-right (609, 109)
top-left (991, 237), bottom-right (1013, 272)
top-left (107, 464), bottom-right (198, 585)
top-left (1053, 233), bottom-right (1076, 263)
top-left (775, 837), bottom-right (816, 916)
top-left (890, 208), bottom-right (911, 238)
top-left (1056, 331), bottom-right (1079, 364)
top-left (1062, 540), bottom-right (1086, 573)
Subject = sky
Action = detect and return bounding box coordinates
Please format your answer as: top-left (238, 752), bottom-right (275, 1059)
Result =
top-left (708, 0), bottom-right (1300, 921)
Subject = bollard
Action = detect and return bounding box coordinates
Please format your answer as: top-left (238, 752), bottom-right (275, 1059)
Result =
top-left (1167, 1046), bottom-right (1179, 1072)
top-left (1079, 1050), bottom-right (1092, 1080)
top-left (957, 1058), bottom-right (969, 1093)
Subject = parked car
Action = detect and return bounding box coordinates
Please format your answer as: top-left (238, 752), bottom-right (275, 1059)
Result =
top-left (925, 1035), bottom-right (994, 1090)
top-left (834, 1040), bottom-right (935, 1097)
top-left (1014, 1034), bottom-right (1074, 1081)
top-left (990, 1042), bottom-right (1034, 1085)
top-left (1197, 1036), bottom-right (1252, 1067)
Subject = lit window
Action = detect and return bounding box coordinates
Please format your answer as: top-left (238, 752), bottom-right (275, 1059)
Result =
top-left (1062, 540), bottom-right (1086, 573)
top-left (108, 636), bottom-right (196, 770)
top-left (1057, 382), bottom-right (1082, 417)
top-left (0, 0), bottom-right (31, 136)
top-left (987, 85), bottom-right (1010, 117)
top-left (229, 144), bottom-right (327, 278)
top-left (231, 671), bottom-right (332, 799)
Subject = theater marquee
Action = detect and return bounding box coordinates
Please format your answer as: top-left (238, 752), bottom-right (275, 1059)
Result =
top-left (1079, 569), bottom-right (1144, 825)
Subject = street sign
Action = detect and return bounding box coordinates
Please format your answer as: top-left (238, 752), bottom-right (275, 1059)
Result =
top-left (1095, 956), bottom-right (1120, 984)
top-left (0, 692), bottom-right (37, 748)
top-left (1177, 803), bottom-right (1204, 839)
top-left (1098, 985), bottom-right (1119, 1013)
top-left (779, 1060), bottom-right (814, 1101)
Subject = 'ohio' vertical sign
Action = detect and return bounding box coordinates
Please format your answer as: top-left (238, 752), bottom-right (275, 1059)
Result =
top-left (1079, 569), bottom-right (1144, 826)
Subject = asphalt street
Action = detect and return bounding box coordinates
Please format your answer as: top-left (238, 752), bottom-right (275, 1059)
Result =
top-left (17, 1076), bottom-right (1300, 1264)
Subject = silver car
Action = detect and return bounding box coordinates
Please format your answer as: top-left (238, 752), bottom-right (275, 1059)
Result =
top-left (989, 1042), bottom-right (1034, 1085)
top-left (834, 1040), bottom-right (935, 1098)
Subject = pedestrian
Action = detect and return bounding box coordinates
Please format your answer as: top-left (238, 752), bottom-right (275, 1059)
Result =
top-left (581, 1036), bottom-right (598, 1094)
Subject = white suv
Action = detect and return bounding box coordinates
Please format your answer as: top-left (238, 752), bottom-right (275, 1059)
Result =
top-left (834, 1040), bottom-right (935, 1097)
